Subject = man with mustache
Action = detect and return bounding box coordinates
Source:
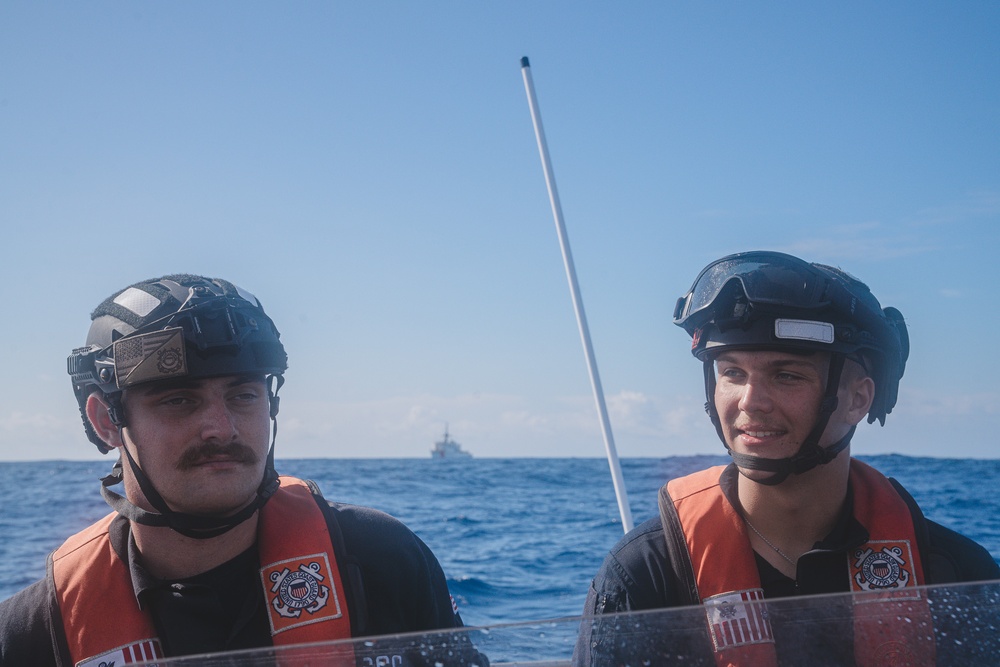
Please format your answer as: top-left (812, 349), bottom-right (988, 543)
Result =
top-left (0, 275), bottom-right (484, 666)
top-left (574, 252), bottom-right (999, 666)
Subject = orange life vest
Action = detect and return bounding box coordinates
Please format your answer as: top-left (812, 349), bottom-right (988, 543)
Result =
top-left (50, 476), bottom-right (354, 667)
top-left (661, 459), bottom-right (936, 667)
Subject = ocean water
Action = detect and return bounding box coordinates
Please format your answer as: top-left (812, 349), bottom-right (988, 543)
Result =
top-left (2, 455), bottom-right (999, 630)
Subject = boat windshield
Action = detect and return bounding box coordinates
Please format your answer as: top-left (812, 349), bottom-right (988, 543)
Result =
top-left (134, 579), bottom-right (1000, 666)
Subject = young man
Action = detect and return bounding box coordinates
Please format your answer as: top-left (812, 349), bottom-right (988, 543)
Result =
top-left (574, 251), bottom-right (999, 665)
top-left (0, 275), bottom-right (484, 667)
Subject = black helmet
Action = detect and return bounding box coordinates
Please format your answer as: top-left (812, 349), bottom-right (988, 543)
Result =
top-left (67, 274), bottom-right (287, 538)
top-left (68, 274), bottom-right (288, 452)
top-left (673, 251), bottom-right (908, 483)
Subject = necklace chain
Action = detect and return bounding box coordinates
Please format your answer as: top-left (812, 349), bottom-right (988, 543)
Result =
top-left (744, 518), bottom-right (798, 568)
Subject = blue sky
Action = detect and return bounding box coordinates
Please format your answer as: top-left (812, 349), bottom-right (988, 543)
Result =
top-left (1, 2), bottom-right (997, 461)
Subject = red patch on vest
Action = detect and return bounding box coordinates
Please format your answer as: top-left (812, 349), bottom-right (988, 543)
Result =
top-left (703, 588), bottom-right (774, 651)
top-left (77, 639), bottom-right (162, 667)
top-left (261, 552), bottom-right (343, 635)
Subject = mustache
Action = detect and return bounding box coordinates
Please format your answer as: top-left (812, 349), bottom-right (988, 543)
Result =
top-left (177, 442), bottom-right (260, 470)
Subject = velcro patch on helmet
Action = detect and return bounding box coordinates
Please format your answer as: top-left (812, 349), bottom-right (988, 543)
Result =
top-left (112, 286), bottom-right (162, 317)
top-left (774, 318), bottom-right (834, 344)
top-left (114, 327), bottom-right (188, 388)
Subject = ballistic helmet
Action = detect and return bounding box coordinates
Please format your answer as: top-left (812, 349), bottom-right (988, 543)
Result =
top-left (68, 274), bottom-right (288, 452)
top-left (674, 251), bottom-right (908, 424)
top-left (673, 251), bottom-right (908, 483)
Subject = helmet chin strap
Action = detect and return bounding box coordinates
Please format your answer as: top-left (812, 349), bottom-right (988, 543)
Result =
top-left (704, 353), bottom-right (853, 486)
top-left (99, 377), bottom-right (283, 539)
top-left (100, 445), bottom-right (279, 539)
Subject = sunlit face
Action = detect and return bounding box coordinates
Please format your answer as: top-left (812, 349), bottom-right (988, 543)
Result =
top-left (118, 374), bottom-right (272, 516)
top-left (713, 349), bottom-right (859, 469)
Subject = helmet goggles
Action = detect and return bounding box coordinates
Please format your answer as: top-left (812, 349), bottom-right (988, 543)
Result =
top-left (675, 251), bottom-right (836, 329)
top-left (674, 251), bottom-right (896, 354)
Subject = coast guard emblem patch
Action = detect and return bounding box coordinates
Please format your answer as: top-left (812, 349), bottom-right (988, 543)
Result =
top-left (851, 540), bottom-right (914, 593)
top-left (261, 552), bottom-right (343, 634)
top-left (703, 588), bottom-right (773, 650)
top-left (77, 638), bottom-right (162, 667)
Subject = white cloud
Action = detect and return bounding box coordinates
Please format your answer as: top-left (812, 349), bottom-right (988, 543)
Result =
top-left (911, 190), bottom-right (1000, 227)
top-left (778, 190), bottom-right (1000, 267)
top-left (897, 388), bottom-right (1000, 416)
top-left (274, 390), bottom-right (716, 459)
top-left (7, 386), bottom-right (992, 461)
top-left (0, 410), bottom-right (98, 461)
top-left (780, 233), bottom-right (931, 264)
top-left (606, 390), bottom-right (702, 437)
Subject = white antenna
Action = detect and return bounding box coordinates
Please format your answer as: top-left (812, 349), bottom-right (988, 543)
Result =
top-left (520, 56), bottom-right (634, 533)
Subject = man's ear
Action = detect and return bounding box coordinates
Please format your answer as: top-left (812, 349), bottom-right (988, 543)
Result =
top-left (845, 375), bottom-right (876, 426)
top-left (85, 393), bottom-right (125, 450)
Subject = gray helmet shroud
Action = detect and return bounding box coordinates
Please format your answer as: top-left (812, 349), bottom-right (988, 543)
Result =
top-left (673, 251), bottom-right (908, 484)
top-left (67, 275), bottom-right (288, 538)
